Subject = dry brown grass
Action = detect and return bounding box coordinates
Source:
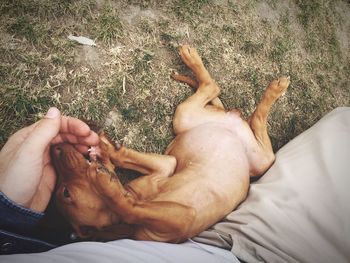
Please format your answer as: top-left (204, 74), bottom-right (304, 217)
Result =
top-left (1, 0), bottom-right (349, 154)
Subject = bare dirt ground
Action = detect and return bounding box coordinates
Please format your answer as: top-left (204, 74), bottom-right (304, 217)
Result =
top-left (1, 0), bottom-right (349, 156)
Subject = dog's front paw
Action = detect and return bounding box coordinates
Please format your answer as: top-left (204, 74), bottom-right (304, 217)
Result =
top-left (88, 162), bottom-right (121, 195)
top-left (99, 136), bottom-right (130, 168)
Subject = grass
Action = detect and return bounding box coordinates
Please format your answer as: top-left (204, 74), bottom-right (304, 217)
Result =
top-left (173, 0), bottom-right (210, 22)
top-left (269, 39), bottom-right (291, 62)
top-left (93, 6), bottom-right (123, 44)
top-left (0, 0), bottom-right (349, 156)
top-left (295, 0), bottom-right (322, 28)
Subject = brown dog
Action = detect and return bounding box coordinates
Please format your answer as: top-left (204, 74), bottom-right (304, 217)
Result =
top-left (51, 45), bottom-right (290, 243)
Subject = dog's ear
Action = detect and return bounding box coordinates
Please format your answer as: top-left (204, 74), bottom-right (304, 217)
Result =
top-left (72, 224), bottom-right (97, 240)
top-left (72, 223), bottom-right (135, 241)
top-left (91, 223), bottom-right (135, 241)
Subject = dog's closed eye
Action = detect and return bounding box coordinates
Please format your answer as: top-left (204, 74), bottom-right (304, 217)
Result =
top-left (62, 186), bottom-right (72, 203)
top-left (63, 187), bottom-right (70, 198)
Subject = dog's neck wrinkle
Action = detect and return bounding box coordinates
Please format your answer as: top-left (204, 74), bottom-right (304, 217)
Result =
top-left (124, 185), bottom-right (139, 201)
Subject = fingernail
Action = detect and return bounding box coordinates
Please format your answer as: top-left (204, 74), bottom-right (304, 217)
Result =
top-left (45, 107), bottom-right (60, 119)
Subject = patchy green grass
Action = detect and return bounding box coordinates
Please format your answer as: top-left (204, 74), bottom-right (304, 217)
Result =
top-left (295, 0), bottom-right (321, 28)
top-left (93, 6), bottom-right (123, 44)
top-left (173, 0), bottom-right (210, 22)
top-left (1, 0), bottom-right (349, 156)
top-left (269, 39), bottom-right (292, 62)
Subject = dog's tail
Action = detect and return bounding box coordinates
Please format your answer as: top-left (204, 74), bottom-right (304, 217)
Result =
top-left (171, 74), bottom-right (225, 110)
top-left (171, 74), bottom-right (198, 89)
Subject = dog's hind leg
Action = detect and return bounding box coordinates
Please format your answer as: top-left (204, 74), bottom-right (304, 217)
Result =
top-left (172, 45), bottom-right (228, 134)
top-left (247, 76), bottom-right (290, 175)
top-left (171, 73), bottom-right (225, 110)
top-left (177, 45), bottom-right (220, 107)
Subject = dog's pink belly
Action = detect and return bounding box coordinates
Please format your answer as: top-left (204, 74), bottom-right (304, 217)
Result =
top-left (160, 122), bottom-right (251, 229)
top-left (168, 121), bottom-right (250, 172)
top-left (165, 121), bottom-right (251, 204)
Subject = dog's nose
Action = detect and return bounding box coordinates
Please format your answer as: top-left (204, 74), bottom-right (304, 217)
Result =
top-left (52, 146), bottom-right (63, 158)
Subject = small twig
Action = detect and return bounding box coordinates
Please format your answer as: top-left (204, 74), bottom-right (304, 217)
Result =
top-left (185, 28), bottom-right (190, 40)
top-left (122, 76), bottom-right (126, 95)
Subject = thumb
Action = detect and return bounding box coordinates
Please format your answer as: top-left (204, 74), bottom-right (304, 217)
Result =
top-left (23, 107), bottom-right (62, 153)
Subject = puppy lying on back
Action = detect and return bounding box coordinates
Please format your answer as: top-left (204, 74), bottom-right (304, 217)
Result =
top-left (51, 45), bottom-right (290, 242)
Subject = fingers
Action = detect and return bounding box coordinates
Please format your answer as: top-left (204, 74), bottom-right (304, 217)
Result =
top-left (60, 116), bottom-right (91, 136)
top-left (51, 131), bottom-right (99, 146)
top-left (39, 109), bottom-right (100, 146)
top-left (74, 144), bottom-right (90, 154)
top-left (21, 107), bottom-right (62, 153)
top-left (57, 115), bottom-right (99, 146)
top-left (12, 107), bottom-right (99, 155)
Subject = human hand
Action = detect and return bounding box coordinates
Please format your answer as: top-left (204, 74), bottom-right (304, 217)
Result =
top-left (0, 107), bottom-right (99, 212)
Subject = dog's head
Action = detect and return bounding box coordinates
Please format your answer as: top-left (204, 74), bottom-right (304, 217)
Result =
top-left (51, 138), bottom-right (121, 239)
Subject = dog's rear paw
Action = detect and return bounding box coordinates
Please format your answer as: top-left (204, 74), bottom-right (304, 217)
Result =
top-left (179, 45), bottom-right (203, 69)
top-left (268, 76), bottom-right (290, 97)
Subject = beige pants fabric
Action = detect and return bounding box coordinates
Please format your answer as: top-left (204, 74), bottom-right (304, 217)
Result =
top-left (194, 107), bottom-right (350, 263)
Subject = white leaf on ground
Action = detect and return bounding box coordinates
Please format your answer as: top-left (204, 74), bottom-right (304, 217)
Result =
top-left (68, 35), bottom-right (97, 46)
